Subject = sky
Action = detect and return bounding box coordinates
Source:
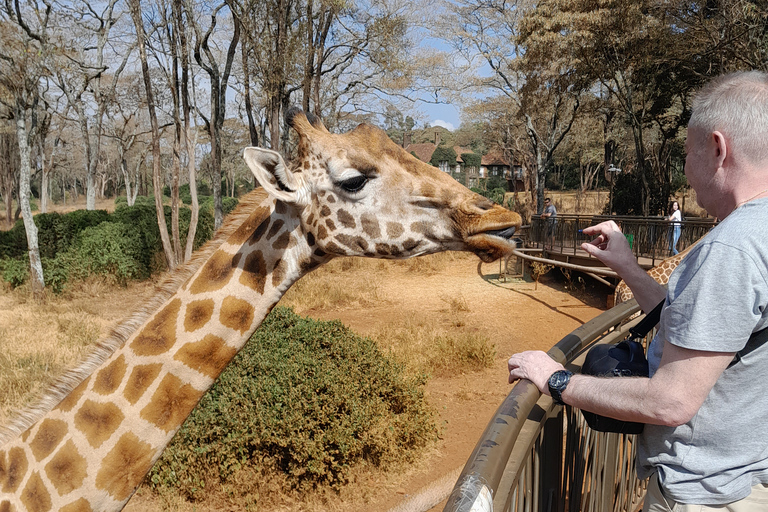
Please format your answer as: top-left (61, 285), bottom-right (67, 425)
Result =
top-left (423, 103), bottom-right (461, 131)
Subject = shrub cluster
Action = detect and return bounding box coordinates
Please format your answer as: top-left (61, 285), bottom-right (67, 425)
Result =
top-left (148, 307), bottom-right (437, 500)
top-left (0, 196), bottom-right (239, 292)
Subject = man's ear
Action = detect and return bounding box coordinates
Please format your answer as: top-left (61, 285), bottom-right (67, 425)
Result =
top-left (243, 147), bottom-right (304, 204)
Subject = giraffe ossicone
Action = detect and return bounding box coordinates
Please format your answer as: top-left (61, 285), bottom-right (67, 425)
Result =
top-left (0, 109), bottom-right (522, 511)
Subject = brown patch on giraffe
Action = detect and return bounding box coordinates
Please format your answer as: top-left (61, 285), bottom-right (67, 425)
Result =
top-left (246, 217), bottom-right (271, 248)
top-left (174, 334), bottom-right (237, 379)
top-left (361, 213), bottom-right (381, 239)
top-left (267, 219), bottom-right (285, 240)
top-left (0, 501), bottom-right (14, 512)
top-left (324, 240), bottom-right (344, 254)
top-left (272, 231), bottom-right (292, 251)
top-left (130, 299), bottom-right (182, 356)
top-left (327, 194), bottom-right (336, 203)
top-left (387, 222), bottom-right (405, 239)
top-left (0, 447), bottom-right (28, 493)
top-left (420, 182), bottom-right (436, 198)
top-left (275, 201), bottom-right (288, 215)
top-left (314, 247), bottom-right (327, 258)
top-left (184, 299), bottom-right (215, 332)
top-left (307, 212), bottom-right (315, 226)
top-left (44, 440), bottom-right (87, 496)
top-left (95, 432), bottom-right (154, 502)
top-left (60, 499), bottom-right (92, 512)
top-left (375, 243), bottom-right (402, 257)
top-left (240, 250), bottom-right (267, 294)
top-left (336, 209), bottom-right (356, 229)
top-left (227, 206), bottom-right (271, 247)
top-left (320, 205), bottom-right (332, 217)
top-left (189, 251), bottom-right (237, 295)
top-left (140, 373), bottom-right (202, 432)
top-left (56, 376), bottom-right (90, 413)
top-left (325, 218), bottom-right (336, 232)
top-left (337, 234), bottom-right (369, 252)
top-left (29, 419), bottom-right (68, 462)
top-left (317, 224), bottom-right (328, 240)
top-left (220, 297), bottom-right (255, 334)
top-left (74, 400), bottom-right (125, 449)
top-left (402, 238), bottom-right (420, 252)
top-left (410, 221), bottom-right (430, 235)
top-left (272, 258), bottom-right (287, 288)
top-left (93, 354), bottom-right (127, 396)
top-left (20, 472), bottom-right (51, 512)
top-left (124, 364), bottom-right (162, 405)
top-left (299, 258), bottom-right (321, 274)
top-left (306, 232), bottom-right (316, 247)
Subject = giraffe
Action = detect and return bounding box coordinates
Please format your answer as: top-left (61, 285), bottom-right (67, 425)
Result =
top-left (614, 242), bottom-right (698, 305)
top-left (0, 109), bottom-right (522, 512)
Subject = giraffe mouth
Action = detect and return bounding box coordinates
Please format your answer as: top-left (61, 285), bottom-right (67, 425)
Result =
top-left (465, 226), bottom-right (521, 262)
top-left (484, 226), bottom-right (517, 239)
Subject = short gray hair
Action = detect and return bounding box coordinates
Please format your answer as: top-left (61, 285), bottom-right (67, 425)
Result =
top-left (689, 70), bottom-right (768, 165)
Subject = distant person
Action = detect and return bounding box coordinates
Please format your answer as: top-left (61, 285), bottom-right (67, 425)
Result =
top-left (667, 200), bottom-right (682, 255)
top-left (541, 197), bottom-right (557, 248)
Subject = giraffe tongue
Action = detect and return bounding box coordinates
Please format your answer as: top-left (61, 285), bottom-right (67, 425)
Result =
top-left (484, 226), bottom-right (517, 239)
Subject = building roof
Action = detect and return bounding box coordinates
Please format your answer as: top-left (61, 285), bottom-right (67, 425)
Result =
top-left (481, 152), bottom-right (512, 167)
top-left (405, 143), bottom-right (437, 163)
top-left (454, 146), bottom-right (475, 163)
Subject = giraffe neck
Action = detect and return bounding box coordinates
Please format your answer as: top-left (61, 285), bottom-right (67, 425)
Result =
top-left (0, 189), bottom-right (321, 511)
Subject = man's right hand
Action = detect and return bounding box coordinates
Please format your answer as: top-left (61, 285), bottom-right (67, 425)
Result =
top-left (580, 221), bottom-right (637, 275)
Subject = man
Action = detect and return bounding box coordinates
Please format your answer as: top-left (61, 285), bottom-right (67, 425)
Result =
top-left (541, 197), bottom-right (557, 248)
top-left (508, 70), bottom-right (768, 511)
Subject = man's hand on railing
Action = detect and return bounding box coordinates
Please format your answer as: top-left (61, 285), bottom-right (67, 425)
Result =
top-left (507, 350), bottom-right (563, 394)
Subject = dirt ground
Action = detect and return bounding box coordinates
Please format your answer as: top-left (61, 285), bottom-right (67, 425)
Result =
top-left (118, 254), bottom-right (608, 512)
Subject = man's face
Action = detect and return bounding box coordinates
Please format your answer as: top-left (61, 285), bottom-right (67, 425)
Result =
top-left (545, 199), bottom-right (550, 207)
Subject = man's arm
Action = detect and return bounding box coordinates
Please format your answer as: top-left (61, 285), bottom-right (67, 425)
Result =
top-left (507, 343), bottom-right (734, 426)
top-left (581, 220), bottom-right (666, 312)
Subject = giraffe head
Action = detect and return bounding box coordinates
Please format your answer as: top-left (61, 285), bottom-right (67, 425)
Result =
top-left (243, 109), bottom-right (522, 263)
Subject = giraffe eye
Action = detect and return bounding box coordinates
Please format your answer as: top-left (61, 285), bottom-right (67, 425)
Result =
top-left (338, 175), bottom-right (368, 193)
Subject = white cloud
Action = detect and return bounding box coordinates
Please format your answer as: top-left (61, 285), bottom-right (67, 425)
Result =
top-left (432, 119), bottom-right (455, 131)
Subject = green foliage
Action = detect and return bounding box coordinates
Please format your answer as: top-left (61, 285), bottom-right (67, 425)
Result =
top-left (67, 222), bottom-right (147, 285)
top-left (149, 307), bottom-right (436, 498)
top-left (0, 220), bottom-right (27, 260)
top-left (34, 210), bottom-right (112, 259)
top-left (460, 152), bottom-right (481, 168)
top-left (429, 146), bottom-right (457, 168)
top-left (0, 257), bottom-right (30, 288)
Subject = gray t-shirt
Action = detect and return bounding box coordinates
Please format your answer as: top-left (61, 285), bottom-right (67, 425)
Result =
top-left (637, 198), bottom-right (768, 505)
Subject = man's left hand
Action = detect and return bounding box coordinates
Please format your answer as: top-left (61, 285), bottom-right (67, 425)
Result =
top-left (507, 351), bottom-right (564, 394)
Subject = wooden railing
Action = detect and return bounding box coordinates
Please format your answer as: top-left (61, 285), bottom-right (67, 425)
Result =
top-left (443, 298), bottom-right (653, 512)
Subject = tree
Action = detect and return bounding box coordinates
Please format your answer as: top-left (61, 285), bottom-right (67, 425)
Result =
top-left (0, 0), bottom-right (55, 296)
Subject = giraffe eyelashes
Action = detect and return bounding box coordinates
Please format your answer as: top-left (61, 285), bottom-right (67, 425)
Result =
top-left (338, 175), bottom-right (369, 193)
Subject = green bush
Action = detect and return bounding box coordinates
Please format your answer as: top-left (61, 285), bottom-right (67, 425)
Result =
top-left (67, 222), bottom-right (147, 285)
top-left (0, 257), bottom-right (30, 288)
top-left (149, 307), bottom-right (436, 499)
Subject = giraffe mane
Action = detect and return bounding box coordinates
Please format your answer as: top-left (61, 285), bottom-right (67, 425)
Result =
top-left (0, 188), bottom-right (273, 445)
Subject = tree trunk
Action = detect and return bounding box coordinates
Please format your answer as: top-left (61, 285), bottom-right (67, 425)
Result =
top-left (130, 0), bottom-right (177, 270)
top-left (15, 103), bottom-right (45, 296)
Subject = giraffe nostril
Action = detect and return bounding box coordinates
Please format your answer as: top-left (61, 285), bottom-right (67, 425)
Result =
top-left (475, 196), bottom-right (495, 211)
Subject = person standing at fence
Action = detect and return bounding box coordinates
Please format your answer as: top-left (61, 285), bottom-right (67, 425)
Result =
top-left (667, 200), bottom-right (682, 255)
top-left (507, 70), bottom-right (768, 511)
top-left (541, 197), bottom-right (557, 248)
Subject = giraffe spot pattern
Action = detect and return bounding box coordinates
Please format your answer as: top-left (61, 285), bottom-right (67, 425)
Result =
top-left (387, 222), bottom-right (404, 239)
top-left (360, 213), bottom-right (381, 239)
top-left (0, 500), bottom-right (13, 512)
top-left (173, 334), bottom-right (237, 379)
top-left (95, 432), bottom-right (154, 502)
top-left (327, 194), bottom-right (336, 204)
top-left (93, 355), bottom-right (127, 396)
top-left (124, 364), bottom-right (163, 405)
top-left (219, 297), bottom-right (255, 334)
top-left (189, 251), bottom-right (236, 295)
top-left (336, 234), bottom-right (369, 252)
top-left (183, 299), bottom-right (215, 332)
top-left (20, 471), bottom-right (51, 512)
top-left (240, 250), bottom-right (267, 294)
top-left (0, 447), bottom-right (28, 493)
top-left (140, 373), bottom-right (203, 433)
top-left (74, 400), bottom-right (125, 449)
top-left (402, 238), bottom-right (420, 252)
top-left (320, 205), bottom-right (331, 217)
top-left (44, 440), bottom-right (87, 496)
top-left (325, 218), bottom-right (336, 232)
top-left (336, 209), bottom-right (356, 229)
top-left (375, 243), bottom-right (402, 257)
top-left (266, 219), bottom-right (285, 240)
top-left (306, 232), bottom-right (315, 247)
top-left (272, 231), bottom-right (292, 251)
top-left (410, 222), bottom-right (430, 235)
top-left (60, 498), bottom-right (92, 512)
top-left (247, 217), bottom-right (271, 247)
top-left (56, 376), bottom-right (90, 413)
top-left (29, 419), bottom-right (68, 462)
top-left (272, 258), bottom-right (287, 288)
top-left (317, 224), bottom-right (328, 240)
top-left (227, 206), bottom-right (271, 247)
top-left (130, 299), bottom-right (182, 356)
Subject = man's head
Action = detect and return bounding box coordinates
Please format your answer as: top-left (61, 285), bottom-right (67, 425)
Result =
top-left (545, 198), bottom-right (551, 205)
top-left (686, 71), bottom-right (768, 217)
top-left (688, 71), bottom-right (768, 166)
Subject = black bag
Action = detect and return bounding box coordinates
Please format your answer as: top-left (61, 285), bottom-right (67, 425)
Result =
top-left (580, 300), bottom-right (663, 435)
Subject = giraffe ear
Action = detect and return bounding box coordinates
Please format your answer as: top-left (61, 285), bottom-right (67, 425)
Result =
top-left (243, 147), bottom-right (305, 204)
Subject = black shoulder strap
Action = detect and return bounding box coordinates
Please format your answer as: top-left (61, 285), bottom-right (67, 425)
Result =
top-left (628, 299), bottom-right (665, 340)
top-left (728, 325), bottom-right (768, 369)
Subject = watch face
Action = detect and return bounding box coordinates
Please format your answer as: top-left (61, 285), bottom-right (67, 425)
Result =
top-left (551, 371), bottom-right (569, 388)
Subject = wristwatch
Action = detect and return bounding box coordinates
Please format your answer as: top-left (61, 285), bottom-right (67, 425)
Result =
top-left (548, 370), bottom-right (573, 406)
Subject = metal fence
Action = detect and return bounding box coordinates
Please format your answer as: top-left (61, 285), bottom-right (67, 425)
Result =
top-left (530, 215), bottom-right (717, 266)
top-left (443, 298), bottom-right (654, 512)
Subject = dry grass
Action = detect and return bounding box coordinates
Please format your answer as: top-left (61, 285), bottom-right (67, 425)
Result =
top-left (0, 277), bottom-right (154, 426)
